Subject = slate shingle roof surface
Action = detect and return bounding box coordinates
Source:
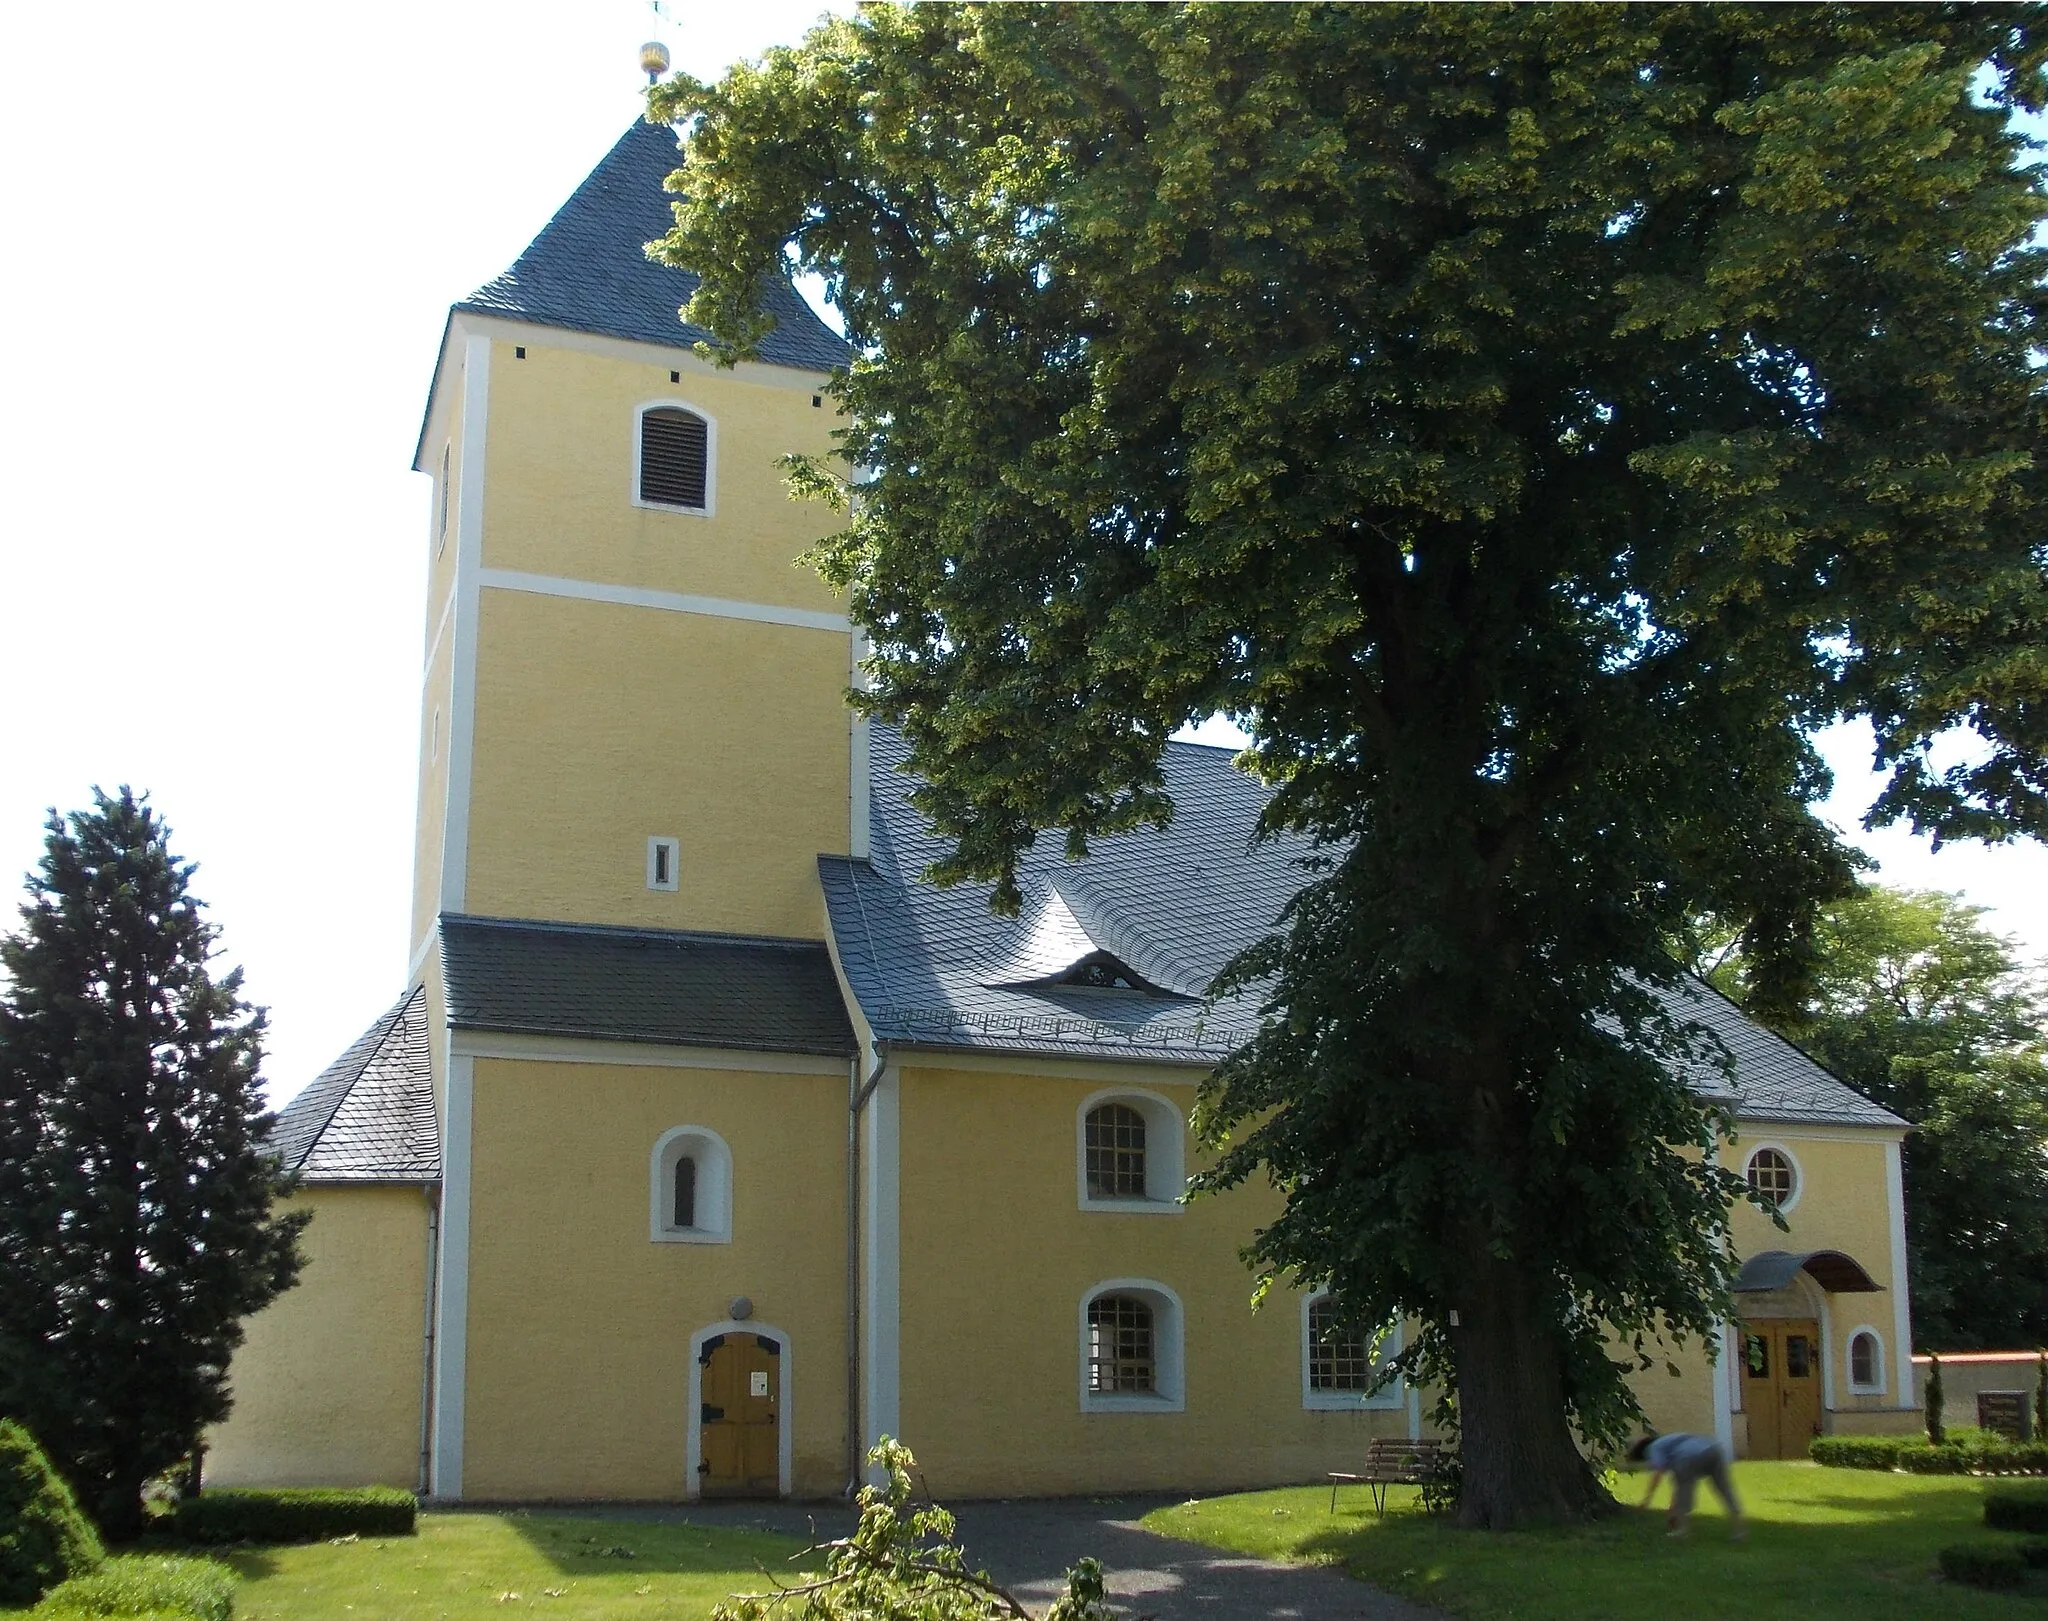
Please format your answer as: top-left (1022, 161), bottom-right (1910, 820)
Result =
top-left (270, 987), bottom-right (439, 1182)
top-left (457, 120), bottom-right (848, 374)
top-left (822, 725), bottom-right (1904, 1129)
top-left (440, 914), bottom-right (857, 1058)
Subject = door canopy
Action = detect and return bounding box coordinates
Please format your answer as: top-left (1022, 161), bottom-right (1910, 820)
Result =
top-left (1732, 1249), bottom-right (1883, 1294)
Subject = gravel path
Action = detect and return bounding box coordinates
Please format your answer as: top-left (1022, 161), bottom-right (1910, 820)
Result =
top-left (560, 1494), bottom-right (1436, 1621)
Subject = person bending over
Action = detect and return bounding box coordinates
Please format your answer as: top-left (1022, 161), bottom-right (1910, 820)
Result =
top-left (1627, 1432), bottom-right (1746, 1541)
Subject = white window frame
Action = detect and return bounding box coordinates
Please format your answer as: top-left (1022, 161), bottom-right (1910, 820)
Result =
top-left (1300, 1293), bottom-right (1405, 1411)
top-left (1078, 1278), bottom-right (1185, 1413)
top-left (1846, 1325), bottom-right (1887, 1396)
top-left (647, 836), bottom-right (681, 893)
top-left (631, 398), bottom-right (718, 518)
top-left (1076, 1087), bottom-right (1186, 1213)
top-left (1742, 1141), bottom-right (1804, 1215)
top-left (650, 1125), bottom-right (732, 1244)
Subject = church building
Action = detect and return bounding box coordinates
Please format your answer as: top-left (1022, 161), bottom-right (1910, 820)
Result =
top-left (207, 118), bottom-right (1920, 1503)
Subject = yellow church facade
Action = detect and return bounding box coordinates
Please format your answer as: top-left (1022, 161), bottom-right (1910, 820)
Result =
top-left (207, 120), bottom-right (1918, 1503)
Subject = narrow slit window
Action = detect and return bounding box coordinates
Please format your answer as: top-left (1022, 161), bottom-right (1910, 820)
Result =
top-left (648, 837), bottom-right (680, 892)
top-left (438, 444), bottom-right (451, 551)
top-left (639, 407), bottom-right (709, 510)
top-left (673, 1155), bottom-right (697, 1229)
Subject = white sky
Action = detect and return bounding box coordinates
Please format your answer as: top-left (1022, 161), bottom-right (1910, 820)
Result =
top-left (0, 2), bottom-right (2040, 1109)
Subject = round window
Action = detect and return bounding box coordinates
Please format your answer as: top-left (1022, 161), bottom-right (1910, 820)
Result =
top-left (1746, 1146), bottom-right (1796, 1205)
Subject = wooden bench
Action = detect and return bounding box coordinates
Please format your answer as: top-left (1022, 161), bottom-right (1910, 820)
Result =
top-left (1328, 1438), bottom-right (1451, 1515)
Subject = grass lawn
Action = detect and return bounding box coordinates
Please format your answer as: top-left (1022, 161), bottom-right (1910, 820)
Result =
top-left (4, 1512), bottom-right (813, 1621)
top-left (1143, 1461), bottom-right (2039, 1620)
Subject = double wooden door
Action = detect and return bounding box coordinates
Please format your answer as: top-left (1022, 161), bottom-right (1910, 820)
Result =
top-left (699, 1332), bottom-right (780, 1497)
top-left (1742, 1318), bottom-right (1822, 1459)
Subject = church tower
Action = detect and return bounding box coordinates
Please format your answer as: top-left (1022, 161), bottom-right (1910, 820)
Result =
top-left (409, 117), bottom-right (857, 957)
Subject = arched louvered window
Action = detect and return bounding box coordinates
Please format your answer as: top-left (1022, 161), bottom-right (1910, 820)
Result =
top-left (673, 1154), bottom-right (697, 1230)
top-left (1085, 1103), bottom-right (1147, 1199)
top-left (1086, 1294), bottom-right (1155, 1393)
top-left (638, 405), bottom-right (710, 511)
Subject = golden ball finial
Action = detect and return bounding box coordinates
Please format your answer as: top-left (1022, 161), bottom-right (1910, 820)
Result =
top-left (640, 40), bottom-right (672, 84)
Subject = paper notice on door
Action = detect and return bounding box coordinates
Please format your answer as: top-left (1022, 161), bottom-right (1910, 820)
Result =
top-left (751, 1370), bottom-right (769, 1398)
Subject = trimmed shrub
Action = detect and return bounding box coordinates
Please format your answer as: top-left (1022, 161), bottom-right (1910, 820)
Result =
top-left (1809, 1436), bottom-right (1904, 1470)
top-left (1986, 1485), bottom-right (2048, 1533)
top-left (1939, 1542), bottom-right (2025, 1591)
top-left (1900, 1440), bottom-right (2048, 1475)
top-left (32, 1555), bottom-right (234, 1621)
top-left (0, 1420), bottom-right (105, 1606)
top-left (2020, 1539), bottom-right (2048, 1569)
top-left (169, 1487), bottom-right (415, 1546)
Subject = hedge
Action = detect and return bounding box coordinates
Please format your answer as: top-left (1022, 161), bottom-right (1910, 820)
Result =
top-left (0, 1420), bottom-right (105, 1607)
top-left (1810, 1434), bottom-right (2048, 1475)
top-left (1939, 1542), bottom-right (2027, 1591)
top-left (169, 1487), bottom-right (415, 1545)
top-left (1986, 1485), bottom-right (2048, 1534)
top-left (1808, 1436), bottom-right (1904, 1470)
top-left (33, 1555), bottom-right (235, 1621)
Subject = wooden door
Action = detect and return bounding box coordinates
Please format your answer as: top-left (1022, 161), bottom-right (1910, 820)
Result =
top-left (1741, 1320), bottom-right (1822, 1459)
top-left (699, 1332), bottom-right (780, 1497)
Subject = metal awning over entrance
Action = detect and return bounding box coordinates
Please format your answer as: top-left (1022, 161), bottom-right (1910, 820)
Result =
top-left (1732, 1249), bottom-right (1884, 1294)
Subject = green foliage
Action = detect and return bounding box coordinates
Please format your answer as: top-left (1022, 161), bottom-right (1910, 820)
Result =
top-left (33, 1555), bottom-right (235, 1621)
top-left (1930, 1355), bottom-right (1948, 1446)
top-left (1811, 1436), bottom-right (1907, 1470)
top-left (1985, 1486), bottom-right (2048, 1532)
top-left (655, 3), bottom-right (2048, 1526)
top-left (1937, 1542), bottom-right (2025, 1591)
top-left (0, 1420), bottom-right (104, 1606)
top-left (1702, 887), bottom-right (2048, 1348)
top-left (2035, 1354), bottom-right (2045, 1442)
top-left (169, 1488), bottom-right (416, 1546)
top-left (710, 1440), bottom-right (1111, 1621)
top-left (2020, 1538), bottom-right (2048, 1569)
top-left (1810, 1433), bottom-right (2048, 1475)
top-left (0, 791), bottom-right (309, 1539)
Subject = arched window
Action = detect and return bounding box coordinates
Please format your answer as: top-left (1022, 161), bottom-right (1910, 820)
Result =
top-left (1848, 1328), bottom-right (1884, 1394)
top-left (1078, 1279), bottom-right (1185, 1411)
top-left (650, 1126), bottom-right (732, 1244)
top-left (1075, 1090), bottom-right (1185, 1211)
top-left (1086, 1104), bottom-right (1146, 1199)
top-left (1087, 1294), bottom-right (1154, 1394)
top-left (637, 404), bottom-right (712, 512)
top-left (1746, 1146), bottom-right (1799, 1209)
top-left (1302, 1294), bottom-right (1404, 1410)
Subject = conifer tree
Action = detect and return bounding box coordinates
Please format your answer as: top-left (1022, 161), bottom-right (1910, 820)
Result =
top-left (658, 5), bottom-right (2048, 1525)
top-left (0, 791), bottom-right (306, 1540)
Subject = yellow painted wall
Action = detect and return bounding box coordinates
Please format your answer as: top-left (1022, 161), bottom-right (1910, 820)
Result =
top-left (461, 1054), bottom-right (849, 1500)
top-left (409, 344), bottom-right (462, 951)
top-left (463, 587), bottom-right (848, 938)
top-left (207, 1187), bottom-right (430, 1489)
top-left (482, 341), bottom-right (844, 616)
top-left (893, 1066), bottom-right (1411, 1497)
top-left (409, 623), bottom-right (454, 951)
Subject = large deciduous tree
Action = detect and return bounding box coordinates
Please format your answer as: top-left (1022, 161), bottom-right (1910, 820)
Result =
top-left (654, 4), bottom-right (2048, 1525)
top-left (0, 792), bottom-right (305, 1539)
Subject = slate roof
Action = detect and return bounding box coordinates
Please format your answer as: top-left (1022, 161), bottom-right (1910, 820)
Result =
top-left (456, 119), bottom-right (848, 373)
top-left (821, 725), bottom-right (1905, 1129)
top-left (269, 988), bottom-right (439, 1183)
top-left (440, 914), bottom-right (857, 1058)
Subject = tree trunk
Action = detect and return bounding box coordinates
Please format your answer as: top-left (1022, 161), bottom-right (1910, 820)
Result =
top-left (1452, 1248), bottom-right (1615, 1529)
top-left (97, 1471), bottom-right (147, 1545)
